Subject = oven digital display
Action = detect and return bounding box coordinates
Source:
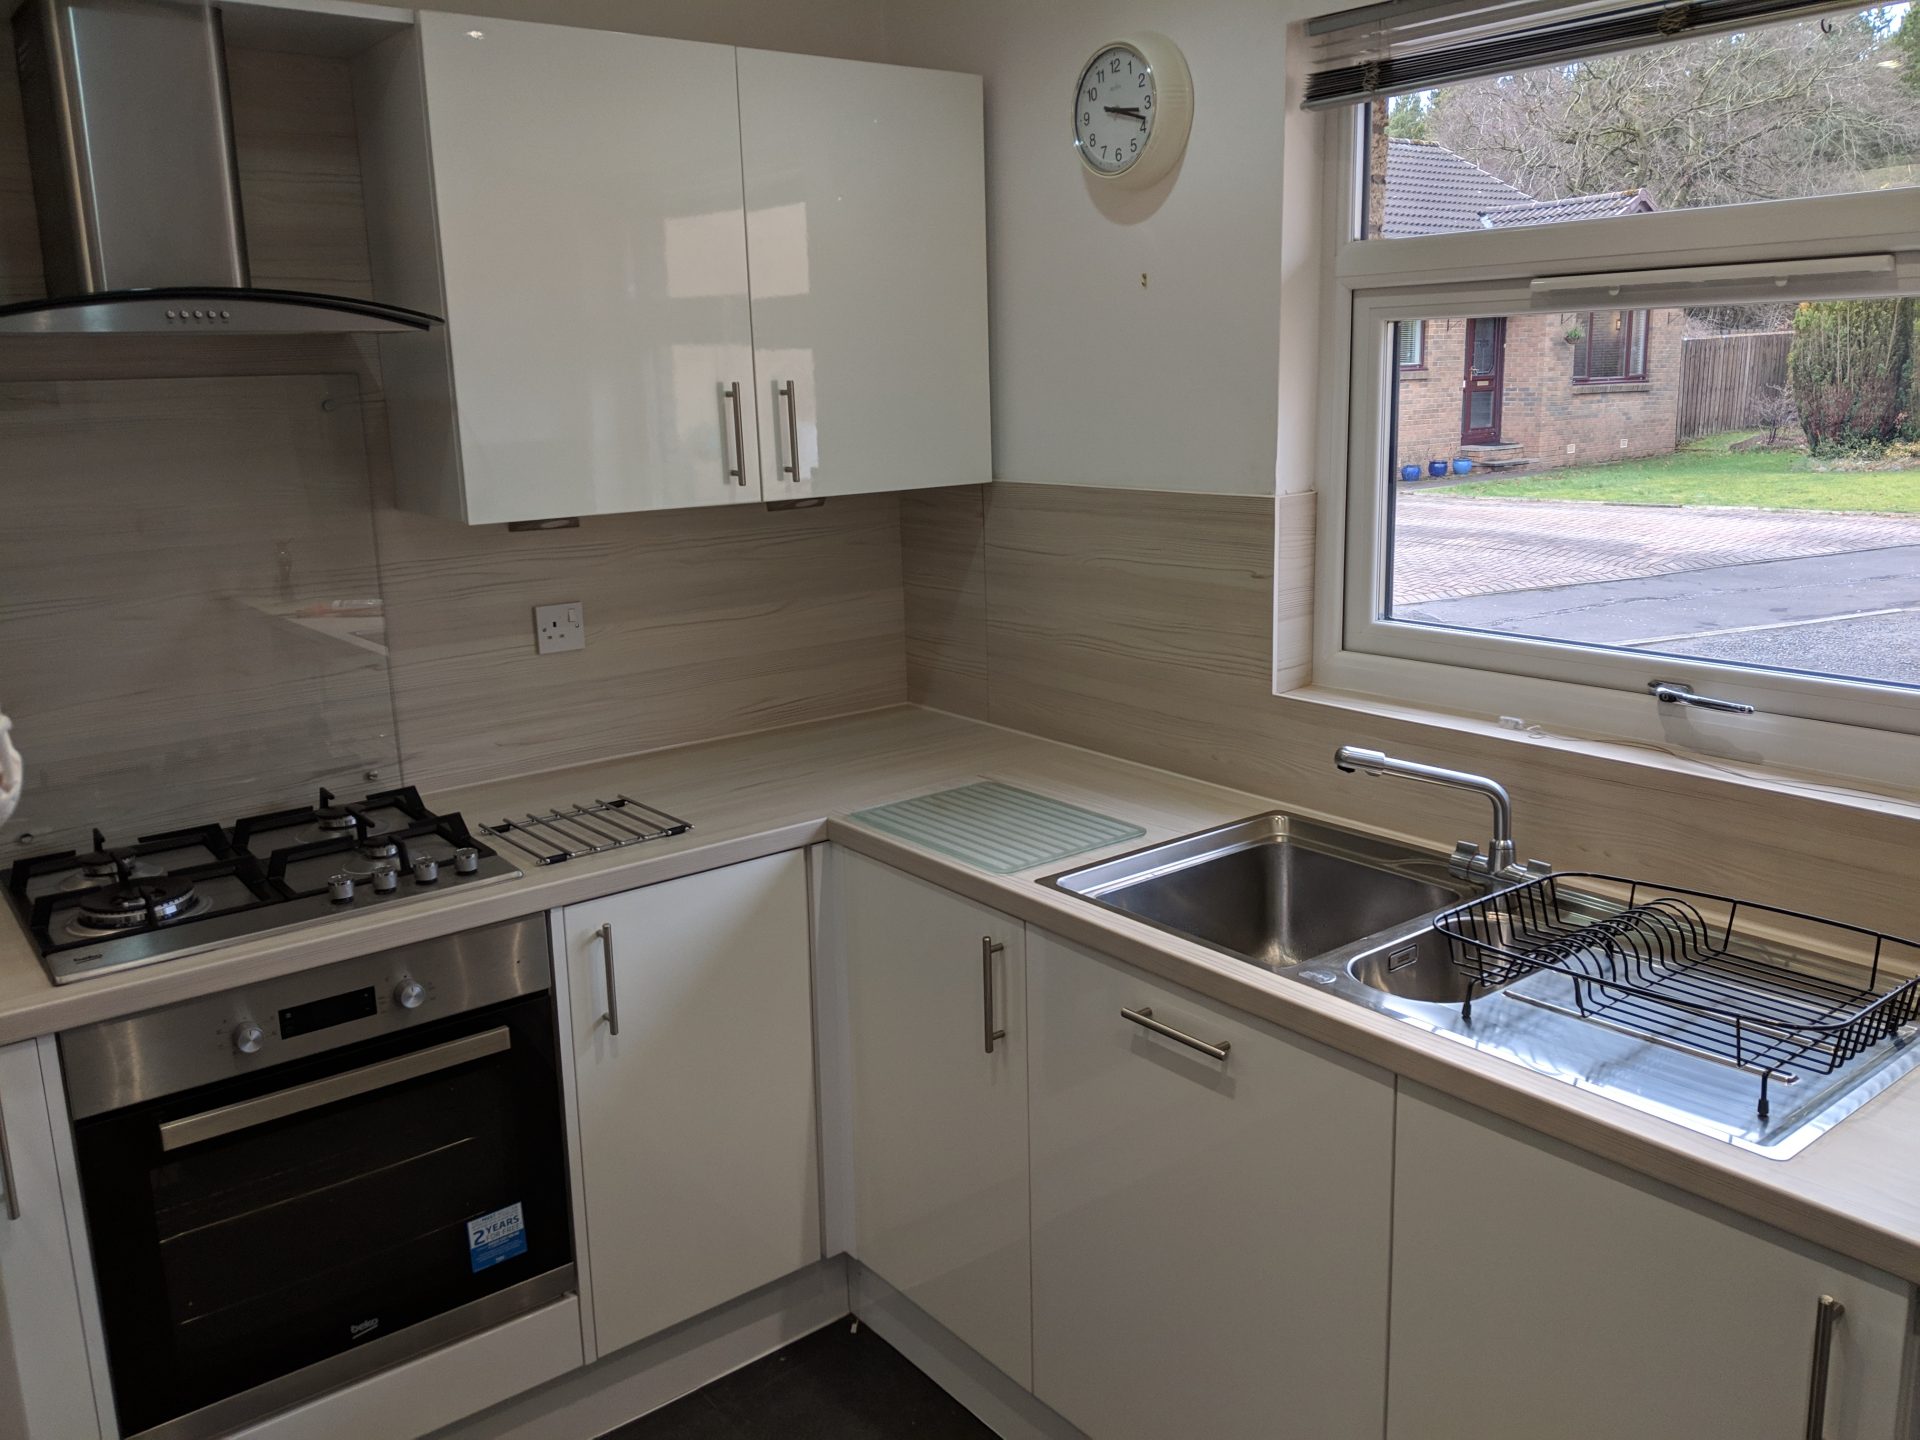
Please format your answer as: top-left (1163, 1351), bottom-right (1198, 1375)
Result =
top-left (278, 986), bottom-right (379, 1040)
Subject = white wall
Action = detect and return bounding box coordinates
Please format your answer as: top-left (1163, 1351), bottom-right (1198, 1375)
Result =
top-left (883, 1), bottom-right (1298, 496)
top-left (409, 0), bottom-right (889, 61)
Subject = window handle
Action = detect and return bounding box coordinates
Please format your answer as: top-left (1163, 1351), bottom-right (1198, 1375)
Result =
top-left (1649, 680), bottom-right (1756, 716)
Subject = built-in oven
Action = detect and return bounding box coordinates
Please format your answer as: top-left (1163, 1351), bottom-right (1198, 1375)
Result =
top-left (59, 915), bottom-right (574, 1440)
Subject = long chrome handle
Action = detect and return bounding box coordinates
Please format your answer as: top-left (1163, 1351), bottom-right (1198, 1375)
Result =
top-left (159, 1027), bottom-right (512, 1152)
top-left (0, 1093), bottom-right (18, 1221)
top-left (599, 921), bottom-right (621, 1037)
top-left (1805, 1294), bottom-right (1844, 1440)
top-left (779, 380), bottom-right (800, 481)
top-left (1122, 1006), bottom-right (1231, 1062)
top-left (724, 382), bottom-right (746, 486)
top-left (982, 937), bottom-right (1007, 1054)
top-left (1649, 680), bottom-right (1757, 715)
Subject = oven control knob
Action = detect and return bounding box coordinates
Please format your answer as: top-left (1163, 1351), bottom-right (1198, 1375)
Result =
top-left (232, 1021), bottom-right (264, 1055)
top-left (371, 865), bottom-right (400, 893)
top-left (394, 979), bottom-right (426, 1011)
top-left (328, 873), bottom-right (356, 903)
top-left (412, 856), bottom-right (440, 884)
top-left (453, 846), bottom-right (481, 875)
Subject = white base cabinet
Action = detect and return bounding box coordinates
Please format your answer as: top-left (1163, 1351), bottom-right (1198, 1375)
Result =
top-left (1389, 1083), bottom-right (1913, 1440)
top-left (0, 1039), bottom-right (100, 1440)
top-left (564, 852), bottom-right (820, 1356)
top-left (1026, 929), bottom-right (1396, 1440)
top-left (835, 850), bottom-right (1030, 1385)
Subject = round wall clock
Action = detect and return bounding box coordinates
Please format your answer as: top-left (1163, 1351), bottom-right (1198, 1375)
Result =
top-left (1072, 33), bottom-right (1193, 187)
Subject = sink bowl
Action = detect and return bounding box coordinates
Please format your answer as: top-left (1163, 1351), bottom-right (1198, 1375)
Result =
top-left (1044, 812), bottom-right (1483, 972)
top-left (1344, 929), bottom-right (1482, 1004)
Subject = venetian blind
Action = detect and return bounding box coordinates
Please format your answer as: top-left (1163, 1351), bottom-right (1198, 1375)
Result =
top-left (1302, 0), bottom-right (1864, 108)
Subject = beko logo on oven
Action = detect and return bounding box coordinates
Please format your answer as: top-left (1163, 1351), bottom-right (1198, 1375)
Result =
top-left (350, 1318), bottom-right (380, 1340)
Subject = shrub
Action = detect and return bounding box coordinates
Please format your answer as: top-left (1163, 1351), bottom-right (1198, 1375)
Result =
top-left (1787, 299), bottom-right (1914, 453)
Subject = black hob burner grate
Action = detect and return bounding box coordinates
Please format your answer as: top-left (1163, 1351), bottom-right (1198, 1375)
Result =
top-left (5, 786), bottom-right (521, 984)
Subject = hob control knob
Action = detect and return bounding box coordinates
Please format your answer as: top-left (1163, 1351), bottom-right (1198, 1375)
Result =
top-left (394, 979), bottom-right (426, 1010)
top-left (232, 1021), bottom-right (264, 1055)
top-left (453, 846), bottom-right (481, 875)
top-left (328, 873), bottom-right (356, 903)
top-left (371, 865), bottom-right (399, 893)
top-left (412, 856), bottom-right (440, 884)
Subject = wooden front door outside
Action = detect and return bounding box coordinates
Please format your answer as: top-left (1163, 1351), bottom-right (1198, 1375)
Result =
top-left (1460, 317), bottom-right (1506, 446)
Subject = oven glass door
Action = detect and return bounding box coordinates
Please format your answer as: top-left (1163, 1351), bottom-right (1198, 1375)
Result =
top-left (73, 991), bottom-right (571, 1438)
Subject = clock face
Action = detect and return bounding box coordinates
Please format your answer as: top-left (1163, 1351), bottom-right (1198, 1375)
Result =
top-left (1074, 43), bottom-right (1154, 176)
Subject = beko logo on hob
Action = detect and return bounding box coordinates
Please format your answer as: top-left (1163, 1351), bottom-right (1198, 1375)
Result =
top-left (349, 1317), bottom-right (380, 1341)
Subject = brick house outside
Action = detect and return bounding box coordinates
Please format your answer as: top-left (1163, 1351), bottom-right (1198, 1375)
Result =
top-left (1385, 140), bottom-right (1686, 478)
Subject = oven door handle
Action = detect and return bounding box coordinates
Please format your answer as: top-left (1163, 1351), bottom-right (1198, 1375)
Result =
top-left (157, 1026), bottom-right (513, 1153)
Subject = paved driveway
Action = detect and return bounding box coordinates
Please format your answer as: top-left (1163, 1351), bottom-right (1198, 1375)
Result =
top-left (1391, 495), bottom-right (1920, 686)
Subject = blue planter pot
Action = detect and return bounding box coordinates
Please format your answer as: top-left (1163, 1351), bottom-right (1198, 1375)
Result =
top-left (1452, 458), bottom-right (1474, 475)
top-left (1427, 460), bottom-right (1449, 477)
top-left (1399, 464), bottom-right (1422, 483)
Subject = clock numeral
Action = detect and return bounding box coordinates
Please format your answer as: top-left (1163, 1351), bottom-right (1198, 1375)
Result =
top-left (1130, 138), bottom-right (1138, 153)
top-left (1082, 111), bottom-right (1090, 126)
top-left (1138, 72), bottom-right (1147, 87)
top-left (1142, 94), bottom-right (1152, 109)
top-left (1109, 56), bottom-right (1121, 72)
top-left (1088, 132), bottom-right (1096, 146)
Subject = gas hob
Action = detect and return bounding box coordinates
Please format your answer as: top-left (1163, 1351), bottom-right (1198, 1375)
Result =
top-left (7, 786), bottom-right (520, 984)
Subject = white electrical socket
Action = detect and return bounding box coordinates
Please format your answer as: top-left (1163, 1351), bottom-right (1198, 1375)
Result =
top-left (534, 602), bottom-right (585, 655)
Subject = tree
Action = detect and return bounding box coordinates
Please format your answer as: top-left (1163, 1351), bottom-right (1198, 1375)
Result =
top-left (1895, 4), bottom-right (1920, 94)
top-left (1748, 384), bottom-right (1799, 445)
top-left (1788, 299), bottom-right (1915, 452)
top-left (1420, 10), bottom-right (1920, 210)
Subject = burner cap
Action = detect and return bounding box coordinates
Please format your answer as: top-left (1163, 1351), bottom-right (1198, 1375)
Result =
top-left (76, 878), bottom-right (198, 931)
top-left (314, 805), bottom-right (361, 833)
top-left (59, 853), bottom-right (163, 890)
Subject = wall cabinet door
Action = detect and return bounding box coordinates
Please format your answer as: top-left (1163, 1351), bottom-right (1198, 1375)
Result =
top-left (565, 853), bottom-right (819, 1356)
top-left (0, 1040), bottom-right (100, 1440)
top-left (1027, 929), bottom-right (1395, 1440)
top-left (407, 14), bottom-right (762, 522)
top-left (1389, 1083), bottom-right (1912, 1440)
top-left (737, 49), bottom-right (991, 501)
top-left (835, 849), bottom-right (1030, 1385)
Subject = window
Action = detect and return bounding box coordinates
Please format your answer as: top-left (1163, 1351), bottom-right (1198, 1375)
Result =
top-left (1571, 310), bottom-right (1648, 384)
top-left (1397, 320), bottom-right (1426, 370)
top-left (1307, 0), bottom-right (1920, 779)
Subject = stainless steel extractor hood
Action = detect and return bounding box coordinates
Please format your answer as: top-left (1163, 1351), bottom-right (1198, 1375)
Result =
top-left (1, 0), bottom-right (439, 335)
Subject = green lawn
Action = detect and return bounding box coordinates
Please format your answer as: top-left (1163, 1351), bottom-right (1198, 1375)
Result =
top-left (1439, 432), bottom-right (1920, 513)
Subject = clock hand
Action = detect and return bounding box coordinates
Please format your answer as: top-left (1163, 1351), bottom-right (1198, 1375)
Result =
top-left (1103, 105), bottom-right (1145, 118)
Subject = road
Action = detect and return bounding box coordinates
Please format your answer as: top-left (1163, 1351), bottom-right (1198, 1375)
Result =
top-left (1392, 496), bottom-right (1920, 686)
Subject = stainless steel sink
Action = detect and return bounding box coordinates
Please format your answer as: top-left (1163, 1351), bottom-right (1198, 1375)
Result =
top-left (1043, 812), bottom-right (1486, 973)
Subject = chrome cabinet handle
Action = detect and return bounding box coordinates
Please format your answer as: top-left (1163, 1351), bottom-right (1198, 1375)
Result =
top-left (724, 382), bottom-right (746, 486)
top-left (1122, 1006), bottom-right (1230, 1062)
top-left (598, 922), bottom-right (621, 1037)
top-left (982, 937), bottom-right (1007, 1054)
top-left (779, 380), bottom-right (800, 481)
top-left (1805, 1294), bottom-right (1844, 1440)
top-left (0, 1093), bottom-right (18, 1221)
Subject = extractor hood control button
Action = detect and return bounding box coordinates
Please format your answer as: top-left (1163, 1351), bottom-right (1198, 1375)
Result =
top-left (371, 865), bottom-right (399, 893)
top-left (328, 873), bottom-right (356, 903)
top-left (454, 847), bottom-right (480, 875)
top-left (394, 979), bottom-right (426, 1010)
top-left (412, 857), bottom-right (440, 884)
top-left (232, 1022), bottom-right (264, 1055)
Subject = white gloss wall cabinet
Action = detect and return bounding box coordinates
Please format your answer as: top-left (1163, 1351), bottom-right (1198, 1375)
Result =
top-left (1026, 930), bottom-right (1395, 1440)
top-left (834, 850), bottom-right (1031, 1385)
top-left (736, 50), bottom-right (991, 501)
top-left (362, 14), bottom-right (760, 524)
top-left (0, 1040), bottom-right (100, 1440)
top-left (563, 853), bottom-right (820, 1356)
top-left (1389, 1084), bottom-right (1912, 1440)
top-left (359, 18), bottom-right (988, 523)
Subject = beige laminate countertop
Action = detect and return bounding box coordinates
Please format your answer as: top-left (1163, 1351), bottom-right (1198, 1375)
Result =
top-left (2, 705), bottom-right (1916, 1285)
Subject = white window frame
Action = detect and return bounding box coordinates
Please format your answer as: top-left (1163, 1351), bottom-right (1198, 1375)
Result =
top-left (1307, 103), bottom-right (1920, 786)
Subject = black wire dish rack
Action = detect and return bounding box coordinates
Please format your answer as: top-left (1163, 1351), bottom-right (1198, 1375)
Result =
top-left (1432, 874), bottom-right (1920, 1119)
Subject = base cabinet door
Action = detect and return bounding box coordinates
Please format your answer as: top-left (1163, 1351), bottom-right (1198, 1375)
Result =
top-left (565, 853), bottom-right (820, 1355)
top-left (1027, 929), bottom-right (1395, 1440)
top-left (835, 849), bottom-right (1030, 1385)
top-left (0, 1039), bottom-right (101, 1440)
top-left (1389, 1084), bottom-right (1912, 1440)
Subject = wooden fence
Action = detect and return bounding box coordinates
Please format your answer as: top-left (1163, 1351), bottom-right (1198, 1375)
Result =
top-left (1677, 331), bottom-right (1793, 442)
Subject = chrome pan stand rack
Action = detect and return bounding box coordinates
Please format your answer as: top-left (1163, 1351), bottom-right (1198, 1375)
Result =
top-left (481, 797), bottom-right (691, 866)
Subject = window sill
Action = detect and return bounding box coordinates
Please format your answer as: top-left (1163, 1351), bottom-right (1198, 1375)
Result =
top-left (1571, 380), bottom-right (1651, 394)
top-left (1398, 366), bottom-right (1429, 380)
top-left (1275, 679), bottom-right (1920, 818)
